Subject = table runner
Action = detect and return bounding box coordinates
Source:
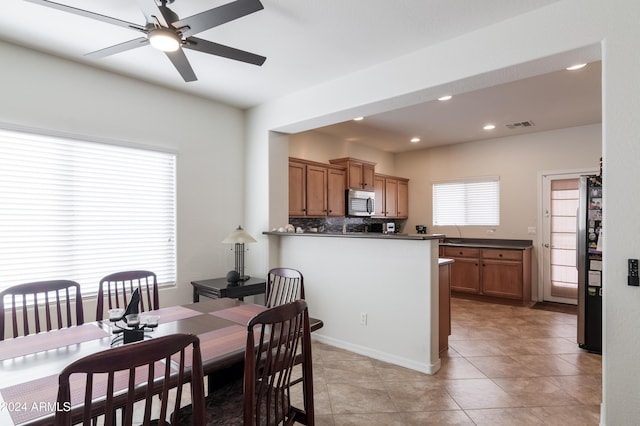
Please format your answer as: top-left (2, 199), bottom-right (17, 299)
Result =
top-left (0, 361), bottom-right (170, 425)
top-left (0, 324), bottom-right (109, 361)
top-left (150, 305), bottom-right (202, 323)
top-left (176, 325), bottom-right (248, 368)
top-left (209, 304), bottom-right (267, 326)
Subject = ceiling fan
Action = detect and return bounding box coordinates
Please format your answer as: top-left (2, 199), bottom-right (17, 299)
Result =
top-left (24, 0), bottom-right (267, 82)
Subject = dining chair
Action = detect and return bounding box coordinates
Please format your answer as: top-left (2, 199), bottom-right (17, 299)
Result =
top-left (178, 299), bottom-right (315, 425)
top-left (55, 333), bottom-right (205, 426)
top-left (96, 270), bottom-right (159, 321)
top-left (0, 280), bottom-right (84, 340)
top-left (266, 267), bottom-right (305, 308)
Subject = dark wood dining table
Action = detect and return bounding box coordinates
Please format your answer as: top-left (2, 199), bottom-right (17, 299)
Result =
top-left (0, 298), bottom-right (320, 425)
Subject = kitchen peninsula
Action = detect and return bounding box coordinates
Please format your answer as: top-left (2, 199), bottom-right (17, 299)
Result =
top-left (264, 231), bottom-right (444, 374)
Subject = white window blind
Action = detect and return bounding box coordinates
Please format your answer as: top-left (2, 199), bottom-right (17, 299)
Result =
top-left (0, 128), bottom-right (176, 296)
top-left (432, 178), bottom-right (500, 226)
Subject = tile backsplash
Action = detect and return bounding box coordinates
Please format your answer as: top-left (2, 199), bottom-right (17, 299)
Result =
top-left (287, 217), bottom-right (406, 233)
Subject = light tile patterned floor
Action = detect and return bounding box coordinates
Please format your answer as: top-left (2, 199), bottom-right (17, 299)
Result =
top-left (300, 297), bottom-right (601, 425)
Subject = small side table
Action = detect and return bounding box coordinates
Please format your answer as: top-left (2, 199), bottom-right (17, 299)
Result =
top-left (191, 277), bottom-right (266, 303)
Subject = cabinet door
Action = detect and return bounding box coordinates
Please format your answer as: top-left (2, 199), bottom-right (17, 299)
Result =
top-left (482, 260), bottom-right (523, 299)
top-left (289, 162), bottom-right (306, 216)
top-left (327, 168), bottom-right (346, 216)
top-left (449, 257), bottom-right (481, 294)
top-left (397, 180), bottom-right (408, 218)
top-left (373, 175), bottom-right (385, 216)
top-left (439, 263), bottom-right (451, 353)
top-left (305, 165), bottom-right (328, 216)
top-left (384, 178), bottom-right (398, 217)
top-left (362, 164), bottom-right (375, 189)
top-left (347, 163), bottom-right (363, 189)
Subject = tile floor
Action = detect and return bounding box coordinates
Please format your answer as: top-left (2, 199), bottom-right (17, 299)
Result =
top-left (300, 297), bottom-right (601, 425)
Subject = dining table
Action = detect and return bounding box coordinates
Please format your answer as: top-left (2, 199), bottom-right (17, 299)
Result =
top-left (0, 297), bottom-right (321, 426)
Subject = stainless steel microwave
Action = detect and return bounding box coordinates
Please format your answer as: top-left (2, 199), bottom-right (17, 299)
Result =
top-left (347, 189), bottom-right (375, 216)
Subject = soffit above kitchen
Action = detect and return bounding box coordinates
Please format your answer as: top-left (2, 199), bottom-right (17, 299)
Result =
top-left (308, 61), bottom-right (602, 153)
top-left (0, 0), bottom-right (562, 109)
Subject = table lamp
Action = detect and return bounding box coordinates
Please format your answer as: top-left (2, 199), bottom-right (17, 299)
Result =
top-left (222, 225), bottom-right (257, 281)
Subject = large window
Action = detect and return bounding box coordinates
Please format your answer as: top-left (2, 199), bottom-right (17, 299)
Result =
top-left (0, 127), bottom-right (177, 295)
top-left (432, 177), bottom-right (500, 226)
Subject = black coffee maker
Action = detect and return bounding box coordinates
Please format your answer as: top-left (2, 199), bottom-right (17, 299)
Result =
top-left (415, 225), bottom-right (427, 234)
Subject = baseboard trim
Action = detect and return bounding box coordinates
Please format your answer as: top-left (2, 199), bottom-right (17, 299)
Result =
top-left (311, 334), bottom-right (441, 375)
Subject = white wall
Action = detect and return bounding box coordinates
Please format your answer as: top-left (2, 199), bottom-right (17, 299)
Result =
top-left (289, 130), bottom-right (397, 175)
top-left (0, 40), bottom-right (248, 318)
top-left (397, 124), bottom-right (601, 240)
top-left (246, 1), bottom-right (640, 423)
top-left (274, 235), bottom-right (440, 373)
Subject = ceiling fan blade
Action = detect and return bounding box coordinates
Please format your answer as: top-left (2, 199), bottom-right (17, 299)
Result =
top-left (165, 49), bottom-right (197, 82)
top-left (136, 0), bottom-right (170, 27)
top-left (184, 37), bottom-right (266, 66)
top-left (24, 0), bottom-right (146, 32)
top-left (174, 0), bottom-right (264, 38)
top-left (85, 38), bottom-right (149, 59)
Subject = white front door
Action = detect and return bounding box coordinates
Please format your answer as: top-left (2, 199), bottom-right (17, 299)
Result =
top-left (541, 171), bottom-right (595, 304)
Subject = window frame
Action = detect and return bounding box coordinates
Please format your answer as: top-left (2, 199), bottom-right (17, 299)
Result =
top-left (432, 176), bottom-right (500, 227)
top-left (0, 125), bottom-right (178, 297)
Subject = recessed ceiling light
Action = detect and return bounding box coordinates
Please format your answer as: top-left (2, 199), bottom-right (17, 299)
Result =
top-left (410, 137), bottom-right (421, 143)
top-left (566, 63), bottom-right (587, 71)
top-left (437, 95), bottom-right (452, 101)
top-left (483, 124), bottom-right (496, 130)
top-left (353, 117), bottom-right (364, 121)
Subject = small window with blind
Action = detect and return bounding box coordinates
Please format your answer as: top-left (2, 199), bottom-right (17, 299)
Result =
top-left (0, 127), bottom-right (177, 296)
top-left (432, 177), bottom-right (500, 226)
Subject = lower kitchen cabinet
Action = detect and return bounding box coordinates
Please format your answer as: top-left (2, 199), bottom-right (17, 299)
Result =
top-left (443, 245), bottom-right (531, 304)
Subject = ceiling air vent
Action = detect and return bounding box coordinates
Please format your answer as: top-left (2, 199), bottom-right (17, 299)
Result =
top-left (504, 121), bottom-right (535, 129)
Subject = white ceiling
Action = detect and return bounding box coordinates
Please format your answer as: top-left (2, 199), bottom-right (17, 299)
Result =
top-left (0, 0), bottom-right (601, 151)
top-left (311, 62), bottom-right (601, 152)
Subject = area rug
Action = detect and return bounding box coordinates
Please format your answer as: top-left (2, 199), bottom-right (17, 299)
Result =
top-left (531, 301), bottom-right (577, 315)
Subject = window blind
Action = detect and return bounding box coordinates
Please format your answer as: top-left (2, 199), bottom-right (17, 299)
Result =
top-left (432, 178), bottom-right (500, 226)
top-left (0, 128), bottom-right (176, 296)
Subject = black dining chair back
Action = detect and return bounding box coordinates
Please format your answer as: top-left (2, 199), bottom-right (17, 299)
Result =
top-left (55, 333), bottom-right (205, 426)
top-left (96, 270), bottom-right (159, 321)
top-left (177, 299), bottom-right (315, 425)
top-left (266, 267), bottom-right (305, 308)
top-left (0, 280), bottom-right (84, 340)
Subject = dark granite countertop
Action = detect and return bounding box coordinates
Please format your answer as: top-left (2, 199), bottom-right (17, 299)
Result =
top-left (263, 231), bottom-right (444, 241)
top-left (439, 237), bottom-right (533, 249)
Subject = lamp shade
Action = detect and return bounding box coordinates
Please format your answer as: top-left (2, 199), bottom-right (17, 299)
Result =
top-left (222, 226), bottom-right (257, 244)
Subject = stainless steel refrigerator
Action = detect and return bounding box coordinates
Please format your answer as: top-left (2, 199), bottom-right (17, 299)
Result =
top-left (577, 175), bottom-right (602, 353)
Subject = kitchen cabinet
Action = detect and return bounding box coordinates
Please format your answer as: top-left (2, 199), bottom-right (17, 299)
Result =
top-left (374, 174), bottom-right (410, 218)
top-left (443, 245), bottom-right (531, 304)
top-left (329, 157), bottom-right (375, 190)
top-left (288, 160), bottom-right (306, 217)
top-left (444, 247), bottom-right (481, 294)
top-left (439, 259), bottom-right (452, 354)
top-left (289, 158), bottom-right (346, 217)
top-left (481, 249), bottom-right (527, 299)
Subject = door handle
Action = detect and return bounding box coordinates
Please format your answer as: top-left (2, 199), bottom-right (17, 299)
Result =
top-left (543, 243), bottom-right (550, 248)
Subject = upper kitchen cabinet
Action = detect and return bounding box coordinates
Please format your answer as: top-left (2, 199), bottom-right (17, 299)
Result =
top-left (329, 157), bottom-right (376, 190)
top-left (374, 173), bottom-right (409, 218)
top-left (289, 160), bottom-right (306, 216)
top-left (289, 158), bottom-right (346, 217)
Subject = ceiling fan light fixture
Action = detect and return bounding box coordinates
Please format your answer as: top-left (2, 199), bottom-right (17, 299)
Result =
top-left (149, 28), bottom-right (181, 52)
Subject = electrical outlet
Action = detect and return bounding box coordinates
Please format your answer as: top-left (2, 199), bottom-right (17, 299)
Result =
top-left (359, 312), bottom-right (367, 326)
